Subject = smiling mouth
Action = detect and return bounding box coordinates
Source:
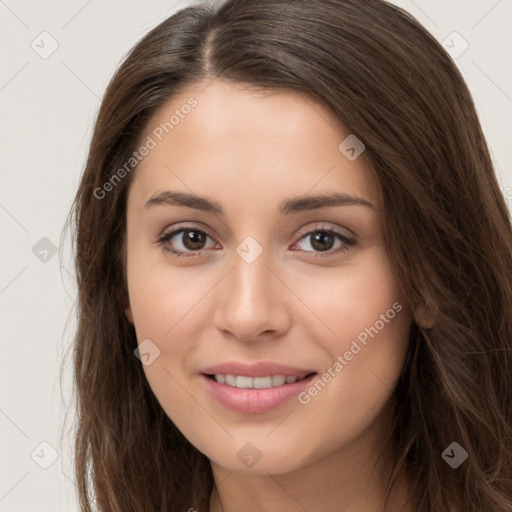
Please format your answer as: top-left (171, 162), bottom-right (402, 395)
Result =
top-left (205, 372), bottom-right (316, 389)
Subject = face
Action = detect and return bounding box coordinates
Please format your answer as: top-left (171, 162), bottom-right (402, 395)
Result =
top-left (124, 79), bottom-right (414, 475)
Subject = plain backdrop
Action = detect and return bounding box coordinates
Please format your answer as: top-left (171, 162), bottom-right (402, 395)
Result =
top-left (1, 0), bottom-right (511, 510)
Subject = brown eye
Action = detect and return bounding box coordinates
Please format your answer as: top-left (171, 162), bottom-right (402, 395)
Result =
top-left (179, 230), bottom-right (208, 250)
top-left (309, 231), bottom-right (335, 252)
top-left (293, 229), bottom-right (354, 257)
top-left (158, 227), bottom-right (217, 257)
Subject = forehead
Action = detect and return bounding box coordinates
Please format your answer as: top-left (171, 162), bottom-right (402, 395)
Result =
top-left (128, 79), bottom-right (380, 212)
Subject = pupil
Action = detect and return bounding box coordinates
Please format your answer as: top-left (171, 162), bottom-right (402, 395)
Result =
top-left (184, 230), bottom-right (205, 250)
top-left (311, 232), bottom-right (333, 251)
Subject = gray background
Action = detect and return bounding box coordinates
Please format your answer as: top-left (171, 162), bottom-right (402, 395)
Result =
top-left (1, 0), bottom-right (511, 510)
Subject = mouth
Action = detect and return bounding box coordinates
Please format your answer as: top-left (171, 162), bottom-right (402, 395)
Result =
top-left (199, 363), bottom-right (317, 414)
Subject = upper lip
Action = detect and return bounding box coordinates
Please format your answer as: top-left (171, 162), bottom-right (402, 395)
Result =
top-left (201, 361), bottom-right (316, 378)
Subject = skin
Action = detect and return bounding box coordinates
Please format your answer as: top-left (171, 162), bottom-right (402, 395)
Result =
top-left (124, 79), bottom-right (417, 511)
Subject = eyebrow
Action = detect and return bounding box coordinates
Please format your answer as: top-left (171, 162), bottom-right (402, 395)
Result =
top-left (144, 190), bottom-right (376, 215)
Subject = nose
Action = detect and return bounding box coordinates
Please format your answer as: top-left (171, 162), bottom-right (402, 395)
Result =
top-left (212, 245), bottom-right (292, 343)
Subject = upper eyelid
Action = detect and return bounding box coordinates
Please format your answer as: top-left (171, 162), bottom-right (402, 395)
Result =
top-left (159, 222), bottom-right (217, 242)
top-left (159, 221), bottom-right (352, 237)
top-left (295, 222), bottom-right (354, 240)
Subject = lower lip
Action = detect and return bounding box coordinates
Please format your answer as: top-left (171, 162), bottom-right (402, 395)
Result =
top-left (201, 374), bottom-right (316, 414)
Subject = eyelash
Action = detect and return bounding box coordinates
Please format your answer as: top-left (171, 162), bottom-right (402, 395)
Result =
top-left (156, 223), bottom-right (355, 259)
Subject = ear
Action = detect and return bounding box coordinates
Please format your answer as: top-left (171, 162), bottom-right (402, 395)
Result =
top-left (125, 305), bottom-right (134, 324)
top-left (120, 236), bottom-right (134, 324)
top-left (415, 302), bottom-right (435, 329)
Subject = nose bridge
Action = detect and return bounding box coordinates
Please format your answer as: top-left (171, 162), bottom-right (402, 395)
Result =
top-left (213, 236), bottom-right (290, 340)
top-left (232, 243), bottom-right (272, 304)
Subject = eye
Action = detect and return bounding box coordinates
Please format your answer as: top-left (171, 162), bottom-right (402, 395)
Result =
top-left (157, 226), bottom-right (218, 258)
top-left (156, 223), bottom-right (355, 259)
top-left (291, 226), bottom-right (355, 257)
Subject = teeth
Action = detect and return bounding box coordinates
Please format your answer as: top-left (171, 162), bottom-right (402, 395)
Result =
top-left (235, 376), bottom-right (253, 388)
top-left (271, 375), bottom-right (286, 386)
top-left (213, 374), bottom-right (302, 388)
top-left (254, 376), bottom-right (272, 389)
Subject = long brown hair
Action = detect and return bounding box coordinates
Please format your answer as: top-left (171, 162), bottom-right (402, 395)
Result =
top-left (65, 0), bottom-right (512, 510)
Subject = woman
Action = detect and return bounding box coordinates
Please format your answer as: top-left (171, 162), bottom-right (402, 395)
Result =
top-left (67, 0), bottom-right (512, 510)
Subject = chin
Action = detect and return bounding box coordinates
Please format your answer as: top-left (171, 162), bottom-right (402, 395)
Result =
top-left (200, 433), bottom-right (317, 476)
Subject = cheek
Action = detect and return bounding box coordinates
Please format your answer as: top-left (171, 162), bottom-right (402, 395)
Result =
top-left (126, 240), bottom-right (209, 344)
top-left (126, 255), bottom-right (216, 443)
top-left (125, 245), bottom-right (219, 408)
top-left (296, 249), bottom-right (411, 427)
top-left (305, 246), bottom-right (407, 347)
top-left (331, 249), bottom-right (410, 376)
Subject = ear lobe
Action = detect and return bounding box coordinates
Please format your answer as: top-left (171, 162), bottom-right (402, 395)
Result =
top-left (125, 306), bottom-right (134, 324)
top-left (415, 302), bottom-right (435, 329)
